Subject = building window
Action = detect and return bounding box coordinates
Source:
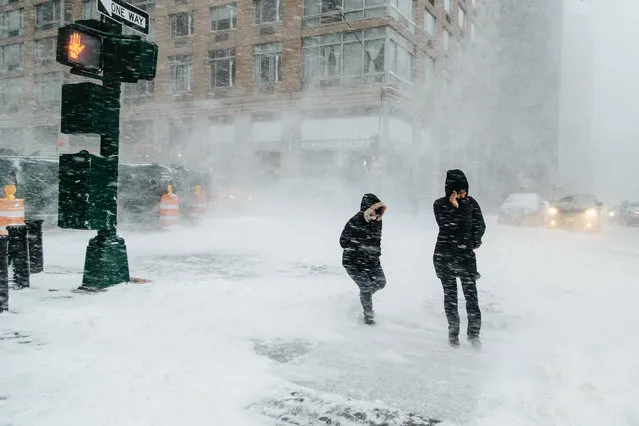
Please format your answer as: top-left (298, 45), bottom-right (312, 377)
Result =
top-left (210, 48), bottom-right (235, 88)
top-left (302, 28), bottom-right (385, 88)
top-left (254, 0), bottom-right (281, 25)
top-left (122, 80), bottom-right (154, 99)
top-left (390, 0), bottom-right (412, 19)
top-left (443, 29), bottom-right (450, 52)
top-left (303, 0), bottom-right (385, 27)
top-left (0, 9), bottom-right (23, 39)
top-left (36, 0), bottom-right (62, 30)
top-left (83, 0), bottom-right (99, 19)
top-left (210, 115), bottom-right (233, 125)
top-left (253, 42), bottom-right (282, 85)
top-left (443, 0), bottom-right (451, 15)
top-left (170, 12), bottom-right (194, 38)
top-left (0, 77), bottom-right (23, 111)
top-left (424, 9), bottom-right (436, 38)
top-left (35, 37), bottom-right (56, 65)
top-left (34, 72), bottom-right (63, 110)
top-left (0, 43), bottom-right (23, 71)
top-left (458, 7), bottom-right (465, 28)
top-left (388, 39), bottom-right (413, 82)
top-left (424, 55), bottom-right (434, 96)
top-left (169, 55), bottom-right (193, 93)
top-left (211, 3), bottom-right (236, 31)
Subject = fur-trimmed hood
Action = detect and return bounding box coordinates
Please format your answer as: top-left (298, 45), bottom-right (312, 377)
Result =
top-left (360, 193), bottom-right (387, 222)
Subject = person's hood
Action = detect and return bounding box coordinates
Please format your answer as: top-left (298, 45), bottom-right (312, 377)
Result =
top-left (360, 193), bottom-right (387, 222)
top-left (445, 169), bottom-right (469, 197)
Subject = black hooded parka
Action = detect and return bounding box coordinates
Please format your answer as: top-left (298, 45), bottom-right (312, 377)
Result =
top-left (433, 170), bottom-right (486, 280)
top-left (340, 193), bottom-right (387, 270)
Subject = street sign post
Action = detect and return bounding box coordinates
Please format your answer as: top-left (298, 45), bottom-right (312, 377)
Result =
top-left (97, 0), bottom-right (150, 35)
top-left (56, 18), bottom-right (158, 290)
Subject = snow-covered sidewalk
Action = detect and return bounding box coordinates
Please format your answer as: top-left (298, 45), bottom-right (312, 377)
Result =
top-left (1, 215), bottom-right (638, 425)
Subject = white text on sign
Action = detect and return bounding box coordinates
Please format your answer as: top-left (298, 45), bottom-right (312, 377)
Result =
top-left (110, 3), bottom-right (146, 27)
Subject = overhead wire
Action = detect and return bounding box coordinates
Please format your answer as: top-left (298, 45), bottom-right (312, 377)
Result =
top-left (324, 0), bottom-right (386, 153)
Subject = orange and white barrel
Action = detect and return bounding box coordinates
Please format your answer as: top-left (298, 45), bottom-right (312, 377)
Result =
top-left (190, 185), bottom-right (208, 221)
top-left (0, 185), bottom-right (25, 235)
top-left (371, 156), bottom-right (383, 174)
top-left (159, 185), bottom-right (179, 227)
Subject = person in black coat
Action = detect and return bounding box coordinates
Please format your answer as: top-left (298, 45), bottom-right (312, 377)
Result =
top-left (340, 193), bottom-right (387, 325)
top-left (433, 170), bottom-right (486, 347)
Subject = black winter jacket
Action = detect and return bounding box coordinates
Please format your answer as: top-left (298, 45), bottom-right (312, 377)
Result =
top-left (433, 170), bottom-right (486, 279)
top-left (340, 193), bottom-right (387, 269)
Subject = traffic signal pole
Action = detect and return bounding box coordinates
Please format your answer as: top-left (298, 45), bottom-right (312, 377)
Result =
top-left (56, 12), bottom-right (156, 290)
top-left (81, 20), bottom-right (130, 290)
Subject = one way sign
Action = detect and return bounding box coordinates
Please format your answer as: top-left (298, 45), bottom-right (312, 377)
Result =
top-left (97, 0), bottom-right (150, 35)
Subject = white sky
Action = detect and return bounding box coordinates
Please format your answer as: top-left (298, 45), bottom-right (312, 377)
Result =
top-left (562, 0), bottom-right (639, 203)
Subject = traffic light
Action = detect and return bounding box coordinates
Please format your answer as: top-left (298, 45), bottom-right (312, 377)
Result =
top-left (55, 17), bottom-right (158, 290)
top-left (103, 36), bottom-right (158, 82)
top-left (58, 151), bottom-right (117, 230)
top-left (56, 20), bottom-right (158, 81)
top-left (56, 23), bottom-right (103, 73)
top-left (60, 83), bottom-right (112, 135)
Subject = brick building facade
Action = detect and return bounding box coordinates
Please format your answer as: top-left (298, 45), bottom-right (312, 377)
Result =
top-left (0, 0), bottom-right (477, 184)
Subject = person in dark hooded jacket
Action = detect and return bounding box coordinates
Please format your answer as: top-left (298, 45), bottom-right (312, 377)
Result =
top-left (340, 193), bottom-right (387, 325)
top-left (433, 170), bottom-right (486, 347)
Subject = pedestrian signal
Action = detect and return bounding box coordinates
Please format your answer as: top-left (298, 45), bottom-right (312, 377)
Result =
top-left (57, 23), bottom-right (103, 73)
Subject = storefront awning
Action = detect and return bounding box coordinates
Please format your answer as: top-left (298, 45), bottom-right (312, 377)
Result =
top-left (299, 139), bottom-right (372, 151)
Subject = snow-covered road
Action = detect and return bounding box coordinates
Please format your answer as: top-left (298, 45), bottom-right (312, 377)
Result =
top-left (1, 214), bottom-right (638, 426)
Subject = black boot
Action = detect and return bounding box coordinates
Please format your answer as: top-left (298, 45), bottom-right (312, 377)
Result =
top-left (448, 334), bottom-right (460, 347)
top-left (468, 335), bottom-right (481, 348)
top-left (363, 309), bottom-right (375, 325)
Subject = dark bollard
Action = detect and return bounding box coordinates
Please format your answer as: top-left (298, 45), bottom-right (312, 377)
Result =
top-left (25, 219), bottom-right (44, 274)
top-left (0, 235), bottom-right (8, 313)
top-left (7, 225), bottom-right (30, 289)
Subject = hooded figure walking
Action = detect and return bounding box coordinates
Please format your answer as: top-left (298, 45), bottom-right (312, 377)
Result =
top-left (433, 170), bottom-right (486, 347)
top-left (340, 193), bottom-right (387, 325)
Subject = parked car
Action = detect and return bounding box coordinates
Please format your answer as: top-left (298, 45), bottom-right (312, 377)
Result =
top-left (546, 194), bottom-right (603, 232)
top-left (498, 192), bottom-right (547, 226)
top-left (619, 200), bottom-right (639, 225)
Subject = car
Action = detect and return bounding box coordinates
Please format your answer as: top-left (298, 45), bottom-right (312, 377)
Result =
top-left (546, 194), bottom-right (603, 232)
top-left (619, 200), bottom-right (639, 226)
top-left (498, 192), bottom-right (547, 226)
top-left (214, 187), bottom-right (254, 211)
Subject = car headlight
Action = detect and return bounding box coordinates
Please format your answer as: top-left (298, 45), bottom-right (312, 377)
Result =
top-left (547, 207), bottom-right (559, 215)
top-left (586, 208), bottom-right (598, 217)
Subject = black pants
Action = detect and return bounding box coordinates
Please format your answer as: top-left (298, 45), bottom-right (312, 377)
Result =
top-left (344, 263), bottom-right (386, 313)
top-left (440, 276), bottom-right (481, 338)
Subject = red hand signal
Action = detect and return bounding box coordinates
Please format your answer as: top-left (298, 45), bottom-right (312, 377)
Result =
top-left (68, 32), bottom-right (85, 60)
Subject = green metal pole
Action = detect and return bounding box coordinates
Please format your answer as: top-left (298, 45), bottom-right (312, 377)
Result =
top-left (80, 20), bottom-right (130, 290)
